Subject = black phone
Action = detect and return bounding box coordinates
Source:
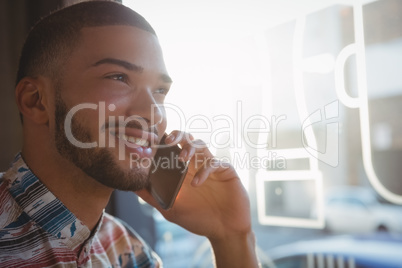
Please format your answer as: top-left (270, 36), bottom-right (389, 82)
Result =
top-left (148, 134), bottom-right (188, 210)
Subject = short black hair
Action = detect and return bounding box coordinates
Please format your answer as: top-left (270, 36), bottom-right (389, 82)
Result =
top-left (16, 0), bottom-right (156, 86)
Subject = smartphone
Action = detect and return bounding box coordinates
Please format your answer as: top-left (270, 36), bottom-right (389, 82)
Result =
top-left (148, 134), bottom-right (188, 210)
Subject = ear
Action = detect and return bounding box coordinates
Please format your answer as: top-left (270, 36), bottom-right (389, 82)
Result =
top-left (15, 77), bottom-right (50, 124)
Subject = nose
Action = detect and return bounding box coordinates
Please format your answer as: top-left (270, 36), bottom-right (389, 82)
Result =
top-left (127, 88), bottom-right (165, 131)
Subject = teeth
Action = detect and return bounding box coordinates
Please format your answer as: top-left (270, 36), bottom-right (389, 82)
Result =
top-left (118, 134), bottom-right (149, 147)
top-left (136, 138), bottom-right (148, 146)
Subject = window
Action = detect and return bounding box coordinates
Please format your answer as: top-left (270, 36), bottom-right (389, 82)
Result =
top-left (123, 1), bottom-right (402, 267)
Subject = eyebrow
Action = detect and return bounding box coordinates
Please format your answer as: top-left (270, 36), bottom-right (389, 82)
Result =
top-left (92, 57), bottom-right (173, 83)
top-left (92, 58), bottom-right (144, 72)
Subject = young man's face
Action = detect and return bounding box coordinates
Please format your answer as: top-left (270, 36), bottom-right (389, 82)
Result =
top-left (52, 25), bottom-right (170, 191)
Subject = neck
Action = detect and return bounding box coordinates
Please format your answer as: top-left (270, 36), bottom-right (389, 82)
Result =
top-left (21, 145), bottom-right (113, 231)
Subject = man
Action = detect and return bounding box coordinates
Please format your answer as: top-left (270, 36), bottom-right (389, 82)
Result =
top-left (0, 1), bottom-right (258, 267)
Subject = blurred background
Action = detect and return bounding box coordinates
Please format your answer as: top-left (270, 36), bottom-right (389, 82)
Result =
top-left (1, 0), bottom-right (402, 267)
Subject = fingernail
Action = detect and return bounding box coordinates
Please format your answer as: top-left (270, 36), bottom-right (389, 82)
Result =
top-left (180, 150), bottom-right (188, 161)
top-left (165, 134), bottom-right (174, 143)
top-left (192, 177), bottom-right (199, 186)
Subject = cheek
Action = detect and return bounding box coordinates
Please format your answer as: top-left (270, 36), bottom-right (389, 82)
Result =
top-left (69, 107), bottom-right (104, 139)
top-left (102, 96), bottom-right (132, 118)
top-left (157, 119), bottom-right (168, 136)
top-left (155, 105), bottom-right (168, 132)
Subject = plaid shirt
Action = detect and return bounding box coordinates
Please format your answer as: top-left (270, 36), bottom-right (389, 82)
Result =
top-left (0, 154), bottom-right (160, 268)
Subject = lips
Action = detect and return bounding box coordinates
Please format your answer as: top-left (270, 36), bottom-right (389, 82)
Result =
top-left (110, 126), bottom-right (157, 144)
top-left (117, 133), bottom-right (149, 147)
top-left (107, 129), bottom-right (156, 160)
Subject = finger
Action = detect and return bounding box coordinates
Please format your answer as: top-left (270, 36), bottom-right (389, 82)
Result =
top-left (165, 130), bottom-right (193, 145)
top-left (180, 139), bottom-right (210, 162)
top-left (192, 158), bottom-right (231, 186)
top-left (165, 131), bottom-right (211, 161)
top-left (164, 131), bottom-right (214, 165)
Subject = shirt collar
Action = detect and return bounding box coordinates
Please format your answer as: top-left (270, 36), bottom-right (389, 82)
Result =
top-left (3, 153), bottom-right (93, 250)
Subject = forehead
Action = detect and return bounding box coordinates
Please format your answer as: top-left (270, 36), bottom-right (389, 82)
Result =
top-left (71, 25), bottom-right (166, 71)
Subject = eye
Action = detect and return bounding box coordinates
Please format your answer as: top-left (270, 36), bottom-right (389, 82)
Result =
top-left (154, 88), bottom-right (169, 95)
top-left (105, 73), bottom-right (129, 83)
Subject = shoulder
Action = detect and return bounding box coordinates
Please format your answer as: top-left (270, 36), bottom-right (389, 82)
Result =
top-left (96, 213), bottom-right (161, 267)
top-left (0, 177), bottom-right (23, 229)
top-left (98, 213), bottom-right (150, 250)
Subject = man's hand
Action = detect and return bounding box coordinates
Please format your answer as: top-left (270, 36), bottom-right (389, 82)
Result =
top-left (136, 131), bottom-right (259, 268)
